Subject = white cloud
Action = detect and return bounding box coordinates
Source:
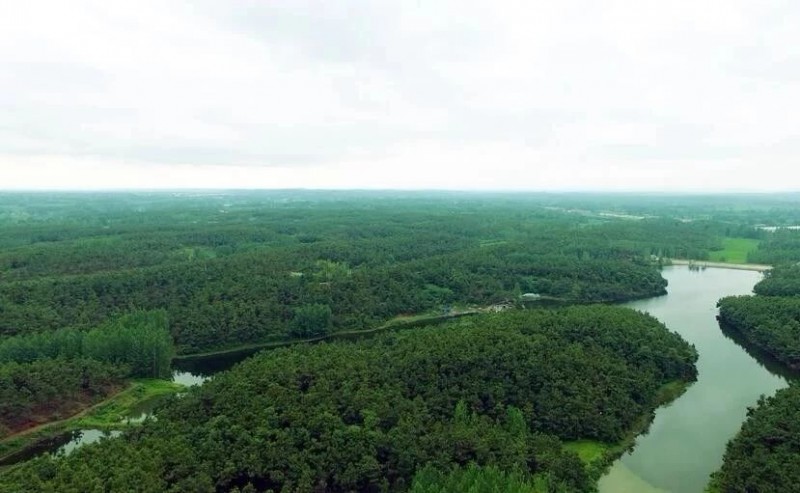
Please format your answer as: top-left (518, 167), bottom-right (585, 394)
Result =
top-left (1, 0), bottom-right (799, 191)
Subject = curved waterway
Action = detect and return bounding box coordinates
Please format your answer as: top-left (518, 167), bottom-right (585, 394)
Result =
top-left (6, 265), bottom-right (787, 483)
top-left (599, 266), bottom-right (788, 493)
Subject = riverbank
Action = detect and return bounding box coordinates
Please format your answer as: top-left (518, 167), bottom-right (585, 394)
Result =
top-left (0, 379), bottom-right (183, 466)
top-left (566, 379), bottom-right (692, 482)
top-left (668, 259), bottom-right (771, 272)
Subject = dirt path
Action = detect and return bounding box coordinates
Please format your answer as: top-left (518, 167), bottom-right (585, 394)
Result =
top-left (0, 384), bottom-right (130, 445)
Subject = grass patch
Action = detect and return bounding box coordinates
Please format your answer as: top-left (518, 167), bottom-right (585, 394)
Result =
top-left (563, 440), bottom-right (610, 465)
top-left (0, 379), bottom-right (183, 464)
top-left (655, 380), bottom-right (690, 405)
top-left (0, 436), bottom-right (31, 460)
top-left (74, 379), bottom-right (184, 429)
top-left (708, 237), bottom-right (760, 264)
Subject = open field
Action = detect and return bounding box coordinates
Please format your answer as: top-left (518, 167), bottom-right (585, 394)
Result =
top-left (708, 237), bottom-right (760, 264)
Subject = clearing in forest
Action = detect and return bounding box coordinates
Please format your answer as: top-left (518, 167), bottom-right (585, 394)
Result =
top-left (708, 237), bottom-right (760, 264)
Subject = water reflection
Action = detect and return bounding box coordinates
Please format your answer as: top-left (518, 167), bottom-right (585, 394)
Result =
top-left (171, 345), bottom-right (265, 382)
top-left (718, 321), bottom-right (800, 381)
top-left (599, 266), bottom-right (786, 493)
top-left (0, 429), bottom-right (121, 466)
top-left (56, 429), bottom-right (122, 455)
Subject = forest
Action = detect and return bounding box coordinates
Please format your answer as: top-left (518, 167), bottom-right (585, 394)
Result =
top-left (0, 192), bottom-right (737, 357)
top-left (0, 358), bottom-right (125, 439)
top-left (746, 229), bottom-right (800, 265)
top-left (0, 307), bottom-right (697, 492)
top-left (3, 191), bottom-right (800, 491)
top-left (752, 263), bottom-right (800, 296)
top-left (708, 385), bottom-right (800, 493)
top-left (717, 296), bottom-right (800, 369)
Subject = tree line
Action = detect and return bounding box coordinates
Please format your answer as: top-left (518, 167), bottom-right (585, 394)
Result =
top-left (716, 259), bottom-right (800, 369)
top-left (0, 310), bottom-right (173, 378)
top-left (717, 296), bottom-right (800, 369)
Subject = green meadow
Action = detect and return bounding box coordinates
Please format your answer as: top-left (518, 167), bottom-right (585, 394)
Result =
top-left (708, 237), bottom-right (760, 264)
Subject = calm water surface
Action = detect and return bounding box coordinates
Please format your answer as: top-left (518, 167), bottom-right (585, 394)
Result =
top-left (599, 266), bottom-right (788, 493)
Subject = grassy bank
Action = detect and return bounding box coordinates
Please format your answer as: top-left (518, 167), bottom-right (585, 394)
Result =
top-left (0, 379), bottom-right (183, 465)
top-left (565, 380), bottom-right (692, 482)
top-left (72, 379), bottom-right (184, 429)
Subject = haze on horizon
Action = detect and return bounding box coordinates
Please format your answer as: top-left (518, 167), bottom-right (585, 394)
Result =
top-left (2, 1), bottom-right (799, 192)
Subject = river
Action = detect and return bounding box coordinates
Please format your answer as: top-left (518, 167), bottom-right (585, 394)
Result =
top-left (6, 265), bottom-right (787, 488)
top-left (599, 266), bottom-right (787, 493)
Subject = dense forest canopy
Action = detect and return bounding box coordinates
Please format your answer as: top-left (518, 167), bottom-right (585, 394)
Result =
top-left (709, 385), bottom-right (800, 493)
top-left (0, 310), bottom-right (171, 440)
top-left (717, 296), bottom-right (800, 369)
top-left (3, 191), bottom-right (800, 491)
top-left (747, 229), bottom-right (800, 265)
top-left (752, 263), bottom-right (800, 296)
top-left (716, 243), bottom-right (800, 370)
top-left (0, 310), bottom-right (173, 378)
top-left (0, 358), bottom-right (125, 439)
top-left (0, 307), bottom-right (697, 493)
top-left (1, 191), bottom-right (791, 356)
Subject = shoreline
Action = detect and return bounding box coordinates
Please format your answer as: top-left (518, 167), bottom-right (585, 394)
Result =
top-left (0, 379), bottom-right (183, 467)
top-left (566, 379), bottom-right (693, 484)
top-left (667, 259), bottom-right (771, 272)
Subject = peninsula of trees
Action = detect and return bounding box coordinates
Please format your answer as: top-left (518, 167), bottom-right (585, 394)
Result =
top-left (0, 307), bottom-right (697, 492)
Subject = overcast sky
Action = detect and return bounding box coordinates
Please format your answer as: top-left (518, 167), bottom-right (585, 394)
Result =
top-left (1, 1), bottom-right (799, 191)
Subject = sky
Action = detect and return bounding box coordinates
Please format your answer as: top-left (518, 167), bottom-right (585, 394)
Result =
top-left (1, 0), bottom-right (799, 191)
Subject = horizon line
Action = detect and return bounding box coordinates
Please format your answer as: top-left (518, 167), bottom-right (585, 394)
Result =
top-left (0, 187), bottom-right (799, 195)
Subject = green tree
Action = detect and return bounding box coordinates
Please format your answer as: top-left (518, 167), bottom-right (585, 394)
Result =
top-left (289, 303), bottom-right (333, 338)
